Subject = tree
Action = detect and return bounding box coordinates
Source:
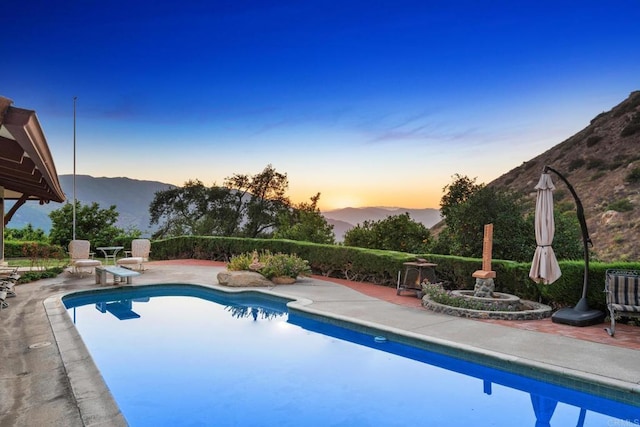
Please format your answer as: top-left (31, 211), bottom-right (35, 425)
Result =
top-left (224, 164), bottom-right (291, 238)
top-left (434, 174), bottom-right (530, 260)
top-left (274, 193), bottom-right (335, 244)
top-left (525, 210), bottom-right (583, 260)
top-left (439, 174), bottom-right (482, 220)
top-left (49, 201), bottom-right (136, 249)
top-left (433, 174), bottom-right (582, 262)
top-left (149, 180), bottom-right (236, 238)
top-left (4, 224), bottom-right (48, 242)
top-left (344, 213), bottom-right (431, 253)
top-left (150, 165), bottom-right (297, 239)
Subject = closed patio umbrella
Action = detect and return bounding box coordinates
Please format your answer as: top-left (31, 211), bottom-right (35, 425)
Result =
top-left (529, 173), bottom-right (561, 285)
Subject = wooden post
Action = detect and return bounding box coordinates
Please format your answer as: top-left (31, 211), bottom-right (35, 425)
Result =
top-left (472, 224), bottom-right (496, 279)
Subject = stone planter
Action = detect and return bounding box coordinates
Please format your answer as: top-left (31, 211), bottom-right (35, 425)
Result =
top-left (271, 276), bottom-right (296, 285)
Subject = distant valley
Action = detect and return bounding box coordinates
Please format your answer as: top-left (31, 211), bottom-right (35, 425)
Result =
top-left (5, 175), bottom-right (442, 240)
top-left (6, 175), bottom-right (174, 235)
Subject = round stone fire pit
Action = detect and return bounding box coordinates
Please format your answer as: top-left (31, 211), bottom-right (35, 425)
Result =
top-left (450, 290), bottom-right (523, 311)
top-left (422, 290), bottom-right (552, 321)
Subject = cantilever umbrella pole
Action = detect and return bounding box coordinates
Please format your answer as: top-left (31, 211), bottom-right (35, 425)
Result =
top-left (542, 166), bottom-right (604, 326)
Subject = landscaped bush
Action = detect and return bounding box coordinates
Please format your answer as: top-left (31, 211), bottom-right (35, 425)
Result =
top-left (4, 240), bottom-right (66, 268)
top-left (18, 268), bottom-right (65, 283)
top-left (227, 250), bottom-right (311, 279)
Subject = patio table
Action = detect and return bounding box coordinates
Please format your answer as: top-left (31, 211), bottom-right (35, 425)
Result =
top-left (96, 246), bottom-right (124, 265)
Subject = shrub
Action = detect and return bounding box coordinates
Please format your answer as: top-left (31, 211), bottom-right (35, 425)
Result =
top-left (585, 135), bottom-right (602, 147)
top-left (227, 250), bottom-right (311, 279)
top-left (226, 251), bottom-right (254, 270)
top-left (607, 199), bottom-right (634, 212)
top-left (625, 167), bottom-right (640, 184)
top-left (620, 112), bottom-right (640, 137)
top-left (259, 252), bottom-right (312, 279)
top-left (568, 158), bottom-right (585, 171)
top-left (18, 268), bottom-right (64, 283)
top-left (586, 158), bottom-right (606, 170)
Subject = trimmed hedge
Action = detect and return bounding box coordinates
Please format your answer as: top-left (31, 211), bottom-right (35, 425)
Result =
top-left (151, 236), bottom-right (640, 311)
top-left (4, 240), bottom-right (66, 259)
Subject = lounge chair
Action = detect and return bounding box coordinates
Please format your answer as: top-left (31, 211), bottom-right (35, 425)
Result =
top-left (0, 266), bottom-right (20, 282)
top-left (69, 240), bottom-right (102, 276)
top-left (0, 281), bottom-right (16, 298)
top-left (116, 239), bottom-right (151, 271)
top-left (1, 267), bottom-right (19, 298)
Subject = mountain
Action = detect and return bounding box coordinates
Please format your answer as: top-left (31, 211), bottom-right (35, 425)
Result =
top-left (6, 176), bottom-right (441, 242)
top-left (489, 91), bottom-right (640, 262)
top-left (323, 207), bottom-right (442, 241)
top-left (324, 219), bottom-right (354, 243)
top-left (6, 175), bottom-right (175, 235)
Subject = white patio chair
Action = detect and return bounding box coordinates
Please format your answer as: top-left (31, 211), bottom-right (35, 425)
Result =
top-left (116, 239), bottom-right (151, 271)
top-left (69, 240), bottom-right (102, 276)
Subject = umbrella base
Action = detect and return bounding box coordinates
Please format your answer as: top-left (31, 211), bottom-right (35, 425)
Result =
top-left (552, 306), bottom-right (605, 327)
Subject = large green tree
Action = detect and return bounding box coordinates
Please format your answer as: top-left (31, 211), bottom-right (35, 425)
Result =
top-left (49, 201), bottom-right (138, 250)
top-left (433, 174), bottom-right (582, 262)
top-left (274, 193), bottom-right (335, 244)
top-left (150, 165), bottom-right (320, 240)
top-left (224, 164), bottom-right (291, 238)
top-left (344, 213), bottom-right (431, 253)
top-left (148, 180), bottom-right (236, 238)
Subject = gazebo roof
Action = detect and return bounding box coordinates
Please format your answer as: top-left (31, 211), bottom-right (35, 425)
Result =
top-left (0, 96), bottom-right (66, 205)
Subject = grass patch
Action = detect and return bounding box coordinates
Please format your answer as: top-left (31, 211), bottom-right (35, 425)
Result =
top-left (607, 199), bottom-right (634, 212)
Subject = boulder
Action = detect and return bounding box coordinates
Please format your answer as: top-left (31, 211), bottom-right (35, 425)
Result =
top-left (216, 270), bottom-right (273, 287)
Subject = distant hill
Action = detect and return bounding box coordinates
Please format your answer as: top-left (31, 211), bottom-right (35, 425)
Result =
top-left (489, 90), bottom-right (640, 262)
top-left (6, 175), bottom-right (175, 235)
top-left (323, 207), bottom-right (442, 242)
top-left (6, 176), bottom-right (442, 242)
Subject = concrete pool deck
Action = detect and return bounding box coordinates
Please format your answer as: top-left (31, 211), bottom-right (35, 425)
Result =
top-left (1, 260), bottom-right (639, 426)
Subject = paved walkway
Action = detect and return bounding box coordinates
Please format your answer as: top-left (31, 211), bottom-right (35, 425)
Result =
top-left (1, 260), bottom-right (639, 426)
top-left (318, 268), bottom-right (640, 351)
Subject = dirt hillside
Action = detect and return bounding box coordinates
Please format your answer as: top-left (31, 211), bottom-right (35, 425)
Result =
top-left (489, 91), bottom-right (640, 262)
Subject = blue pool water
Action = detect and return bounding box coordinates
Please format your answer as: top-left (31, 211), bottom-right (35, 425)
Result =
top-left (63, 285), bottom-right (639, 426)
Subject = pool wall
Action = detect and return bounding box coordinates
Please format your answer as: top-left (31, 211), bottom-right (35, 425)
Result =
top-left (283, 299), bottom-right (640, 408)
top-left (45, 282), bottom-right (640, 426)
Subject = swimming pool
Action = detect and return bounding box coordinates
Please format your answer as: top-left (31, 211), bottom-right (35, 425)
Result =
top-left (63, 284), bottom-right (639, 426)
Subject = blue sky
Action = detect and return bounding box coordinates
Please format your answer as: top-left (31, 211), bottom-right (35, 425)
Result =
top-left (4, 1), bottom-right (639, 210)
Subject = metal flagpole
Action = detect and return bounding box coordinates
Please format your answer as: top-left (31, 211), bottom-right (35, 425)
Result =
top-left (73, 96), bottom-right (77, 240)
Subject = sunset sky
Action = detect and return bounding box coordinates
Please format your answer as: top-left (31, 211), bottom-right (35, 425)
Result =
top-left (5, 1), bottom-right (639, 210)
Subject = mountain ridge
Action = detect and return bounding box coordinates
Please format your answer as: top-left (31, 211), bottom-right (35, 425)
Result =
top-left (6, 175), bottom-right (175, 235)
top-left (6, 176), bottom-right (441, 240)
